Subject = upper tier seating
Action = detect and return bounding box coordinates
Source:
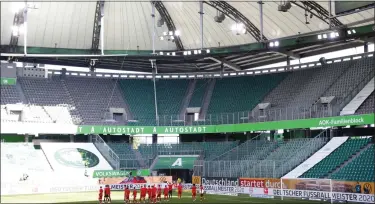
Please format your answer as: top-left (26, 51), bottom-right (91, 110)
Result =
top-left (330, 143), bottom-right (374, 182)
top-left (189, 79), bottom-right (209, 107)
top-left (107, 143), bottom-right (142, 169)
top-left (64, 77), bottom-right (127, 125)
top-left (0, 85), bottom-right (22, 105)
top-left (119, 79), bottom-right (156, 126)
top-left (300, 137), bottom-right (371, 179)
top-left (208, 74), bottom-right (287, 114)
top-left (356, 91), bottom-right (375, 114)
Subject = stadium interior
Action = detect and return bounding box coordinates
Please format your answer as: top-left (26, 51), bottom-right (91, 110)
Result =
top-left (1, 1), bottom-right (374, 203)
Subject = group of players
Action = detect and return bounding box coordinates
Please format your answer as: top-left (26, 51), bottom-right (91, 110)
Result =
top-left (99, 183), bottom-right (204, 203)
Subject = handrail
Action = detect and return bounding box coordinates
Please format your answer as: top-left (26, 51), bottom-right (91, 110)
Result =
top-left (92, 134), bottom-right (120, 169)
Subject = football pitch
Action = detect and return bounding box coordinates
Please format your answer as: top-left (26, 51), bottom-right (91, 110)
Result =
top-left (1, 191), bottom-right (327, 204)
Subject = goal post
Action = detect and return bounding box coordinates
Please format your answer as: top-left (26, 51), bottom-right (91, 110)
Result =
top-left (279, 178), bottom-right (333, 203)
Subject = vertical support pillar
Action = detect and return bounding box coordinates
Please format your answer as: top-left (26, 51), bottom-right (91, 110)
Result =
top-left (23, 3), bottom-right (28, 55)
top-left (100, 1), bottom-right (105, 55)
top-left (151, 2), bottom-right (156, 54)
top-left (286, 56), bottom-right (290, 66)
top-left (70, 135), bottom-right (74, 143)
top-left (364, 42), bottom-right (369, 53)
top-left (152, 134), bottom-right (157, 144)
top-left (88, 135), bottom-right (92, 142)
top-left (25, 134), bottom-right (29, 143)
top-left (151, 60), bottom-right (159, 126)
top-left (328, 0), bottom-right (332, 29)
top-left (225, 134), bottom-right (229, 141)
top-left (258, 1), bottom-right (264, 41)
top-left (199, 1), bottom-right (204, 50)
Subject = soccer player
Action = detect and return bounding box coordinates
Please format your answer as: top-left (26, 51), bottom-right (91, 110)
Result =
top-left (125, 186), bottom-right (130, 204)
top-left (99, 186), bottom-right (104, 204)
top-left (200, 185), bottom-right (205, 201)
top-left (157, 185), bottom-right (162, 202)
top-left (163, 185), bottom-right (169, 201)
top-left (147, 185), bottom-right (152, 203)
top-left (104, 185), bottom-right (111, 203)
top-left (133, 187), bottom-right (138, 203)
top-left (177, 183), bottom-right (182, 199)
top-left (152, 185), bottom-right (157, 204)
top-left (191, 184), bottom-right (197, 202)
top-left (140, 185), bottom-right (146, 203)
top-left (168, 182), bottom-right (173, 199)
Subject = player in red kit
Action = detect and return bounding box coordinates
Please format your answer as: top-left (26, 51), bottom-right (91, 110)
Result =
top-left (124, 186), bottom-right (130, 203)
top-left (147, 185), bottom-right (151, 202)
top-left (133, 187), bottom-right (138, 203)
top-left (177, 184), bottom-right (182, 199)
top-left (200, 185), bottom-right (205, 201)
top-left (168, 183), bottom-right (173, 199)
top-left (152, 185), bottom-right (157, 203)
top-left (140, 185), bottom-right (146, 203)
top-left (191, 184), bottom-right (197, 201)
top-left (157, 185), bottom-right (162, 202)
top-left (163, 185), bottom-right (169, 201)
top-left (99, 186), bottom-right (104, 204)
top-left (104, 185), bottom-right (111, 203)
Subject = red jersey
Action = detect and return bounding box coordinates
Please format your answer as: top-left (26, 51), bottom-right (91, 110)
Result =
top-left (200, 185), bottom-right (203, 191)
top-left (141, 187), bottom-right (146, 195)
top-left (99, 188), bottom-right (103, 198)
top-left (133, 189), bottom-right (137, 197)
top-left (168, 184), bottom-right (173, 191)
top-left (152, 187), bottom-right (157, 197)
top-left (192, 186), bottom-right (197, 194)
top-left (178, 185), bottom-right (182, 192)
top-left (125, 189), bottom-right (130, 198)
top-left (164, 187), bottom-right (169, 195)
top-left (104, 187), bottom-right (111, 195)
top-left (157, 187), bottom-right (162, 195)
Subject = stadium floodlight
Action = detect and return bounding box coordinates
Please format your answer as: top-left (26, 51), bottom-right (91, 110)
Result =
top-left (159, 52), bottom-right (164, 55)
top-left (198, 50), bottom-right (202, 54)
top-left (352, 29), bottom-right (356, 34)
top-left (206, 49), bottom-right (210, 53)
top-left (166, 52), bottom-right (170, 56)
top-left (194, 50), bottom-right (198, 55)
top-left (183, 51), bottom-right (187, 55)
top-left (175, 30), bottom-right (180, 36)
top-left (163, 32), bottom-right (167, 36)
top-left (269, 42), bottom-right (274, 47)
top-left (187, 51), bottom-right (192, 55)
top-left (329, 32), bottom-right (337, 39)
top-left (317, 34), bottom-right (322, 39)
top-left (172, 52), bottom-right (176, 56)
top-left (322, 34), bottom-right (327, 39)
top-left (335, 32), bottom-right (339, 37)
top-left (347, 30), bottom-right (351, 35)
top-left (274, 41), bottom-right (279, 47)
top-left (160, 36), bottom-right (164, 40)
top-left (170, 36), bottom-right (175, 40)
top-left (169, 31), bottom-right (173, 35)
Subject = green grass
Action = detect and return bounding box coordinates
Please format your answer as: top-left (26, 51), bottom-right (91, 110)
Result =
top-left (1, 191), bottom-right (327, 204)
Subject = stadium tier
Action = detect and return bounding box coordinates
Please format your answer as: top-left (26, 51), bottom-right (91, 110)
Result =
top-left (299, 137), bottom-right (372, 180)
top-left (1, 55), bottom-right (374, 126)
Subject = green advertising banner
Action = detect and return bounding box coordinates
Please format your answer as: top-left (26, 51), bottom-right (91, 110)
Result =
top-left (153, 156), bottom-right (198, 170)
top-left (0, 77), bottom-right (17, 85)
top-left (93, 169), bottom-right (150, 178)
top-left (77, 113), bottom-right (374, 135)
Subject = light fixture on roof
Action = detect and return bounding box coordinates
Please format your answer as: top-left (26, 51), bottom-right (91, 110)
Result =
top-left (322, 34), bottom-right (327, 39)
top-left (274, 41), bottom-right (279, 46)
top-left (330, 32), bottom-right (336, 39)
top-left (231, 23), bottom-right (246, 35)
top-left (159, 52), bottom-right (164, 55)
top-left (169, 31), bottom-right (173, 36)
top-left (12, 25), bottom-right (20, 36)
top-left (166, 52), bottom-right (170, 56)
top-left (172, 52), bottom-right (176, 56)
top-left (194, 50), bottom-right (198, 55)
top-left (352, 29), bottom-right (356, 34)
top-left (160, 36), bottom-right (164, 40)
top-left (187, 51), bottom-right (192, 55)
top-left (269, 41), bottom-right (279, 48)
top-left (175, 30), bottom-right (180, 36)
top-left (163, 32), bottom-right (167, 36)
top-left (269, 42), bottom-right (275, 47)
top-left (206, 49), bottom-right (210, 54)
top-left (198, 50), bottom-right (202, 54)
top-left (159, 30), bottom-right (180, 42)
top-left (183, 51), bottom-right (187, 55)
top-left (11, 2), bottom-right (25, 13)
top-left (317, 34), bottom-right (322, 40)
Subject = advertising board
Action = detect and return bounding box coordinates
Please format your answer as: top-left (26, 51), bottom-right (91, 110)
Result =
top-left (98, 176), bottom-right (172, 191)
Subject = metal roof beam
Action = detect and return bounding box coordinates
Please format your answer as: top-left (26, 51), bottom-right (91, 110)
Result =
top-left (206, 57), bottom-right (241, 71)
top-left (91, 1), bottom-right (104, 54)
top-left (152, 1), bottom-right (184, 50)
top-left (292, 1), bottom-right (343, 27)
top-left (204, 1), bottom-right (267, 42)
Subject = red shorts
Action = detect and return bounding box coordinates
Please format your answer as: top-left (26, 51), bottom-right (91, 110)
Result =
top-left (141, 194), bottom-right (145, 198)
top-left (125, 196), bottom-right (129, 200)
top-left (192, 193), bottom-right (196, 196)
top-left (164, 194), bottom-right (168, 197)
top-left (178, 191), bottom-right (182, 195)
top-left (158, 194), bottom-right (161, 197)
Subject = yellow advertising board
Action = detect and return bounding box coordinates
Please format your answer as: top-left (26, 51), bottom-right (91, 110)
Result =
top-left (192, 176), bottom-right (201, 184)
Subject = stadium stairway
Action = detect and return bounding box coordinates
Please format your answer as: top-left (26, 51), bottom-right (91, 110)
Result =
top-left (340, 78), bottom-right (374, 115)
top-left (299, 137), bottom-right (372, 179)
top-left (283, 136), bottom-right (348, 178)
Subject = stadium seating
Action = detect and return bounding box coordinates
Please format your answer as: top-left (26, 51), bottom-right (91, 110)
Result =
top-left (300, 137), bottom-right (371, 179)
top-left (118, 79), bottom-right (156, 126)
top-left (356, 91), bottom-right (375, 114)
top-left (330, 143), bottom-right (374, 182)
top-left (189, 79), bottom-right (209, 107)
top-left (0, 85), bottom-right (22, 105)
top-left (208, 74), bottom-right (287, 114)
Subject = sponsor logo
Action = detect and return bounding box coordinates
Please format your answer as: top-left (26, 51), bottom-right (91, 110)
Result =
top-left (239, 178), bottom-right (284, 189)
top-left (318, 117), bottom-right (364, 126)
top-left (54, 148), bottom-right (99, 168)
top-left (202, 177), bottom-right (238, 186)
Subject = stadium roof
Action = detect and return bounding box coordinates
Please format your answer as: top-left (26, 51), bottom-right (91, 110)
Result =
top-left (1, 1), bottom-right (374, 73)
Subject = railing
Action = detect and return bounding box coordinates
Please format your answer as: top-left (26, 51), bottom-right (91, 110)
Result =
top-left (92, 134), bottom-right (120, 169)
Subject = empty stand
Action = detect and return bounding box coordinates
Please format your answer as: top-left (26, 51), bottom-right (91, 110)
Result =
top-left (189, 79), bottom-right (209, 107)
top-left (356, 91), bottom-right (375, 114)
top-left (0, 85), bottom-right (22, 105)
top-left (64, 77), bottom-right (127, 125)
top-left (300, 137), bottom-right (371, 179)
top-left (330, 143), bottom-right (374, 182)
